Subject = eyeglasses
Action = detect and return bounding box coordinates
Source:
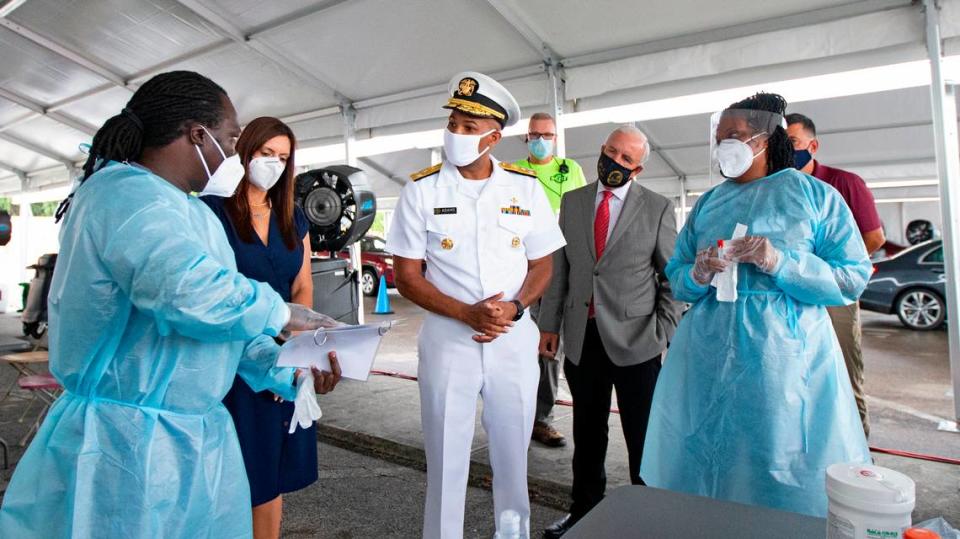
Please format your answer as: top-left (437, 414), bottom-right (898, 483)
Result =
top-left (527, 132), bottom-right (556, 140)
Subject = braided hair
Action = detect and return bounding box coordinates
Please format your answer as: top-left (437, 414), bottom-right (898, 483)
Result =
top-left (58, 71), bottom-right (228, 221)
top-left (725, 92), bottom-right (794, 175)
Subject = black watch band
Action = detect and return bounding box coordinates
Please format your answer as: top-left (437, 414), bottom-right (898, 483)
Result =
top-left (510, 299), bottom-right (525, 321)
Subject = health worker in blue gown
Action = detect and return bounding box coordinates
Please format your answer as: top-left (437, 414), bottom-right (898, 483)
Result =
top-left (0, 71), bottom-right (341, 538)
top-left (640, 92), bottom-right (871, 517)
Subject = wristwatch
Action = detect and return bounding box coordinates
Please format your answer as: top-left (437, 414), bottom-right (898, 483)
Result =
top-left (509, 299), bottom-right (525, 321)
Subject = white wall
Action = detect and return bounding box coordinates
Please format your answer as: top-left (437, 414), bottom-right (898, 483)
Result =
top-left (876, 201), bottom-right (943, 246)
top-left (0, 207), bottom-right (60, 313)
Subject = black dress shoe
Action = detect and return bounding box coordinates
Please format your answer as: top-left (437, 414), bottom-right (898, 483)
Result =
top-left (543, 513), bottom-right (579, 539)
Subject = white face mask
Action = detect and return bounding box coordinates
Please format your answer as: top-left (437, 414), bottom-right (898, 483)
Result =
top-left (196, 126), bottom-right (245, 197)
top-left (247, 156), bottom-right (285, 191)
top-left (443, 128), bottom-right (496, 167)
top-left (714, 132), bottom-right (767, 179)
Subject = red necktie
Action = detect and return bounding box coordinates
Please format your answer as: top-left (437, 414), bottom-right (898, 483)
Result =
top-left (589, 190), bottom-right (613, 318)
top-left (594, 190), bottom-right (613, 259)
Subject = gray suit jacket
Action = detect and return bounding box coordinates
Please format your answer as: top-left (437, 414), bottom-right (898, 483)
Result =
top-left (538, 180), bottom-right (682, 366)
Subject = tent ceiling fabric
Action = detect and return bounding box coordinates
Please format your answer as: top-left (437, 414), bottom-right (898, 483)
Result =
top-left (0, 0), bottom-right (957, 202)
top-left (9, 0), bottom-right (224, 75)
top-left (504, 0), bottom-right (859, 59)
top-left (259, 0), bottom-right (543, 102)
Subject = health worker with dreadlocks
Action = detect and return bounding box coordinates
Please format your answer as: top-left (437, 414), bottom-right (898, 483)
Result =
top-left (0, 71), bottom-right (342, 538)
top-left (640, 93), bottom-right (871, 517)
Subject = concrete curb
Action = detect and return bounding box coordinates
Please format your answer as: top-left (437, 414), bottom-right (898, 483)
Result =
top-left (317, 424), bottom-right (571, 511)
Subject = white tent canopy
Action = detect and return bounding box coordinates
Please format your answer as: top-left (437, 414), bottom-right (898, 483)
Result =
top-left (1, 0), bottom-right (959, 207)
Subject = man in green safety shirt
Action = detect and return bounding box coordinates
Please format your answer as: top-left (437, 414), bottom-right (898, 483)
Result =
top-left (514, 112), bottom-right (586, 447)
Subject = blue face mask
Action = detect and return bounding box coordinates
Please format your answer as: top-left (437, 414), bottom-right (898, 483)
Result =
top-left (527, 138), bottom-right (554, 161)
top-left (793, 148), bottom-right (813, 170)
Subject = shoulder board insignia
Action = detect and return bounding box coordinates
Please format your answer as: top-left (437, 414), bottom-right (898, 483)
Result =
top-left (410, 163), bottom-right (442, 182)
top-left (500, 162), bottom-right (538, 178)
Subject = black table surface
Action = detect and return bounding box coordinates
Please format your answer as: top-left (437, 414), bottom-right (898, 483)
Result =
top-left (565, 485), bottom-right (826, 538)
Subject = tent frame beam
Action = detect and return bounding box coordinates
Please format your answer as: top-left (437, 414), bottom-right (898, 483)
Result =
top-left (0, 17), bottom-right (129, 88)
top-left (924, 0), bottom-right (960, 425)
top-left (341, 102), bottom-right (364, 324)
top-left (655, 120), bottom-right (948, 153)
top-left (0, 132), bottom-right (75, 169)
top-left (482, 0), bottom-right (560, 64)
top-left (481, 0), bottom-right (570, 157)
top-left (358, 157), bottom-right (405, 188)
top-left (173, 0), bottom-right (350, 103)
top-left (0, 159), bottom-right (27, 183)
top-left (0, 2), bottom-right (353, 168)
top-left (564, 0), bottom-right (910, 69)
top-left (0, 88), bottom-right (97, 135)
top-left (549, 63), bottom-right (567, 158)
top-left (0, 0), bottom-right (928, 186)
top-left (0, 0), bottom-right (912, 151)
top-left (44, 40), bottom-right (236, 113)
top-left (636, 122), bottom-right (689, 221)
top-left (347, 0), bottom-right (913, 115)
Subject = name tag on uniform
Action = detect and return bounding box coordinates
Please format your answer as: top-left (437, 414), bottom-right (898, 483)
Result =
top-left (433, 207), bottom-right (457, 215)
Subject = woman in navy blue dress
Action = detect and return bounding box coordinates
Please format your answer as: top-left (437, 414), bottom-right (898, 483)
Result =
top-left (202, 117), bottom-right (317, 539)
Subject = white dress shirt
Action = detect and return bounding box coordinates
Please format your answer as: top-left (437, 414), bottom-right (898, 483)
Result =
top-left (387, 157), bottom-right (566, 305)
top-left (594, 179), bottom-right (632, 243)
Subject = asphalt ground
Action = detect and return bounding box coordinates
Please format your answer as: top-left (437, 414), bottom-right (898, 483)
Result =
top-left (0, 294), bottom-right (957, 536)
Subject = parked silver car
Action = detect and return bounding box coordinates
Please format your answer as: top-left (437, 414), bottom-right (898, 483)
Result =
top-left (860, 240), bottom-right (946, 330)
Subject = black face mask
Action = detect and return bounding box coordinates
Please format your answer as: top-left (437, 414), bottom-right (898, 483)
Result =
top-left (597, 152), bottom-right (639, 188)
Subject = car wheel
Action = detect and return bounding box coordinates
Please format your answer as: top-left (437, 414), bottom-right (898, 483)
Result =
top-left (895, 288), bottom-right (945, 330)
top-left (361, 268), bottom-right (379, 297)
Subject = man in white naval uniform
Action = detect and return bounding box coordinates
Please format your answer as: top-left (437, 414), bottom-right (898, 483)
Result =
top-left (386, 71), bottom-right (566, 539)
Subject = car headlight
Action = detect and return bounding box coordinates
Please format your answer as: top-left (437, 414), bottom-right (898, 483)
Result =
top-left (384, 257), bottom-right (393, 265)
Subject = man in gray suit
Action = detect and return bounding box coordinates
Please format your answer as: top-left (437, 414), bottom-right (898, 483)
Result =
top-left (539, 126), bottom-right (682, 538)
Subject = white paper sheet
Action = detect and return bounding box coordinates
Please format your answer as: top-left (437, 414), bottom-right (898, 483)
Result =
top-left (712, 223), bottom-right (748, 302)
top-left (276, 322), bottom-right (394, 381)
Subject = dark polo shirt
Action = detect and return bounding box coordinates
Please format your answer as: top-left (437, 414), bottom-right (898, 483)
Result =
top-left (811, 161), bottom-right (882, 234)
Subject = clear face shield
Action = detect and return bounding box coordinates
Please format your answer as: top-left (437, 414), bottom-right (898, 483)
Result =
top-left (709, 109), bottom-right (786, 184)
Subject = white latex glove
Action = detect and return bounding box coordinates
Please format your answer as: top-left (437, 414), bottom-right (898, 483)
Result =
top-left (691, 246), bottom-right (731, 285)
top-left (725, 236), bottom-right (781, 274)
top-left (281, 304), bottom-right (343, 340)
top-left (289, 369), bottom-right (323, 434)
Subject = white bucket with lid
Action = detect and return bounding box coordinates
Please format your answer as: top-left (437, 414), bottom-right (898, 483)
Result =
top-left (826, 463), bottom-right (916, 539)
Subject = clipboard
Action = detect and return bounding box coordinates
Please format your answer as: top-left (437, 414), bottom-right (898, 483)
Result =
top-left (276, 321), bottom-right (397, 381)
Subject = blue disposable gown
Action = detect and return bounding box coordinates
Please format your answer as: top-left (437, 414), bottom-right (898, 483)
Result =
top-left (640, 168), bottom-right (871, 517)
top-left (0, 162), bottom-right (297, 538)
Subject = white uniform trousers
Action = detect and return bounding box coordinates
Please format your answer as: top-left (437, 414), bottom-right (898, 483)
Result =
top-left (418, 312), bottom-right (540, 539)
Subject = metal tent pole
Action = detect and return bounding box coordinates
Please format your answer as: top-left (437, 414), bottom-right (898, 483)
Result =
top-left (924, 0), bottom-right (960, 426)
top-left (342, 104), bottom-right (364, 324)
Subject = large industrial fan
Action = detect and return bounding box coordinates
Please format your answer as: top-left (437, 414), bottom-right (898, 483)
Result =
top-left (294, 165), bottom-right (377, 324)
top-left (905, 219), bottom-right (936, 245)
top-left (295, 165), bottom-right (377, 253)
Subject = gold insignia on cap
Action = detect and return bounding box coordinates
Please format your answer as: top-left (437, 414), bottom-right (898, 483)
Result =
top-left (457, 77), bottom-right (478, 97)
top-left (445, 98), bottom-right (506, 120)
top-left (511, 236), bottom-right (521, 248)
top-left (441, 237), bottom-right (454, 250)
